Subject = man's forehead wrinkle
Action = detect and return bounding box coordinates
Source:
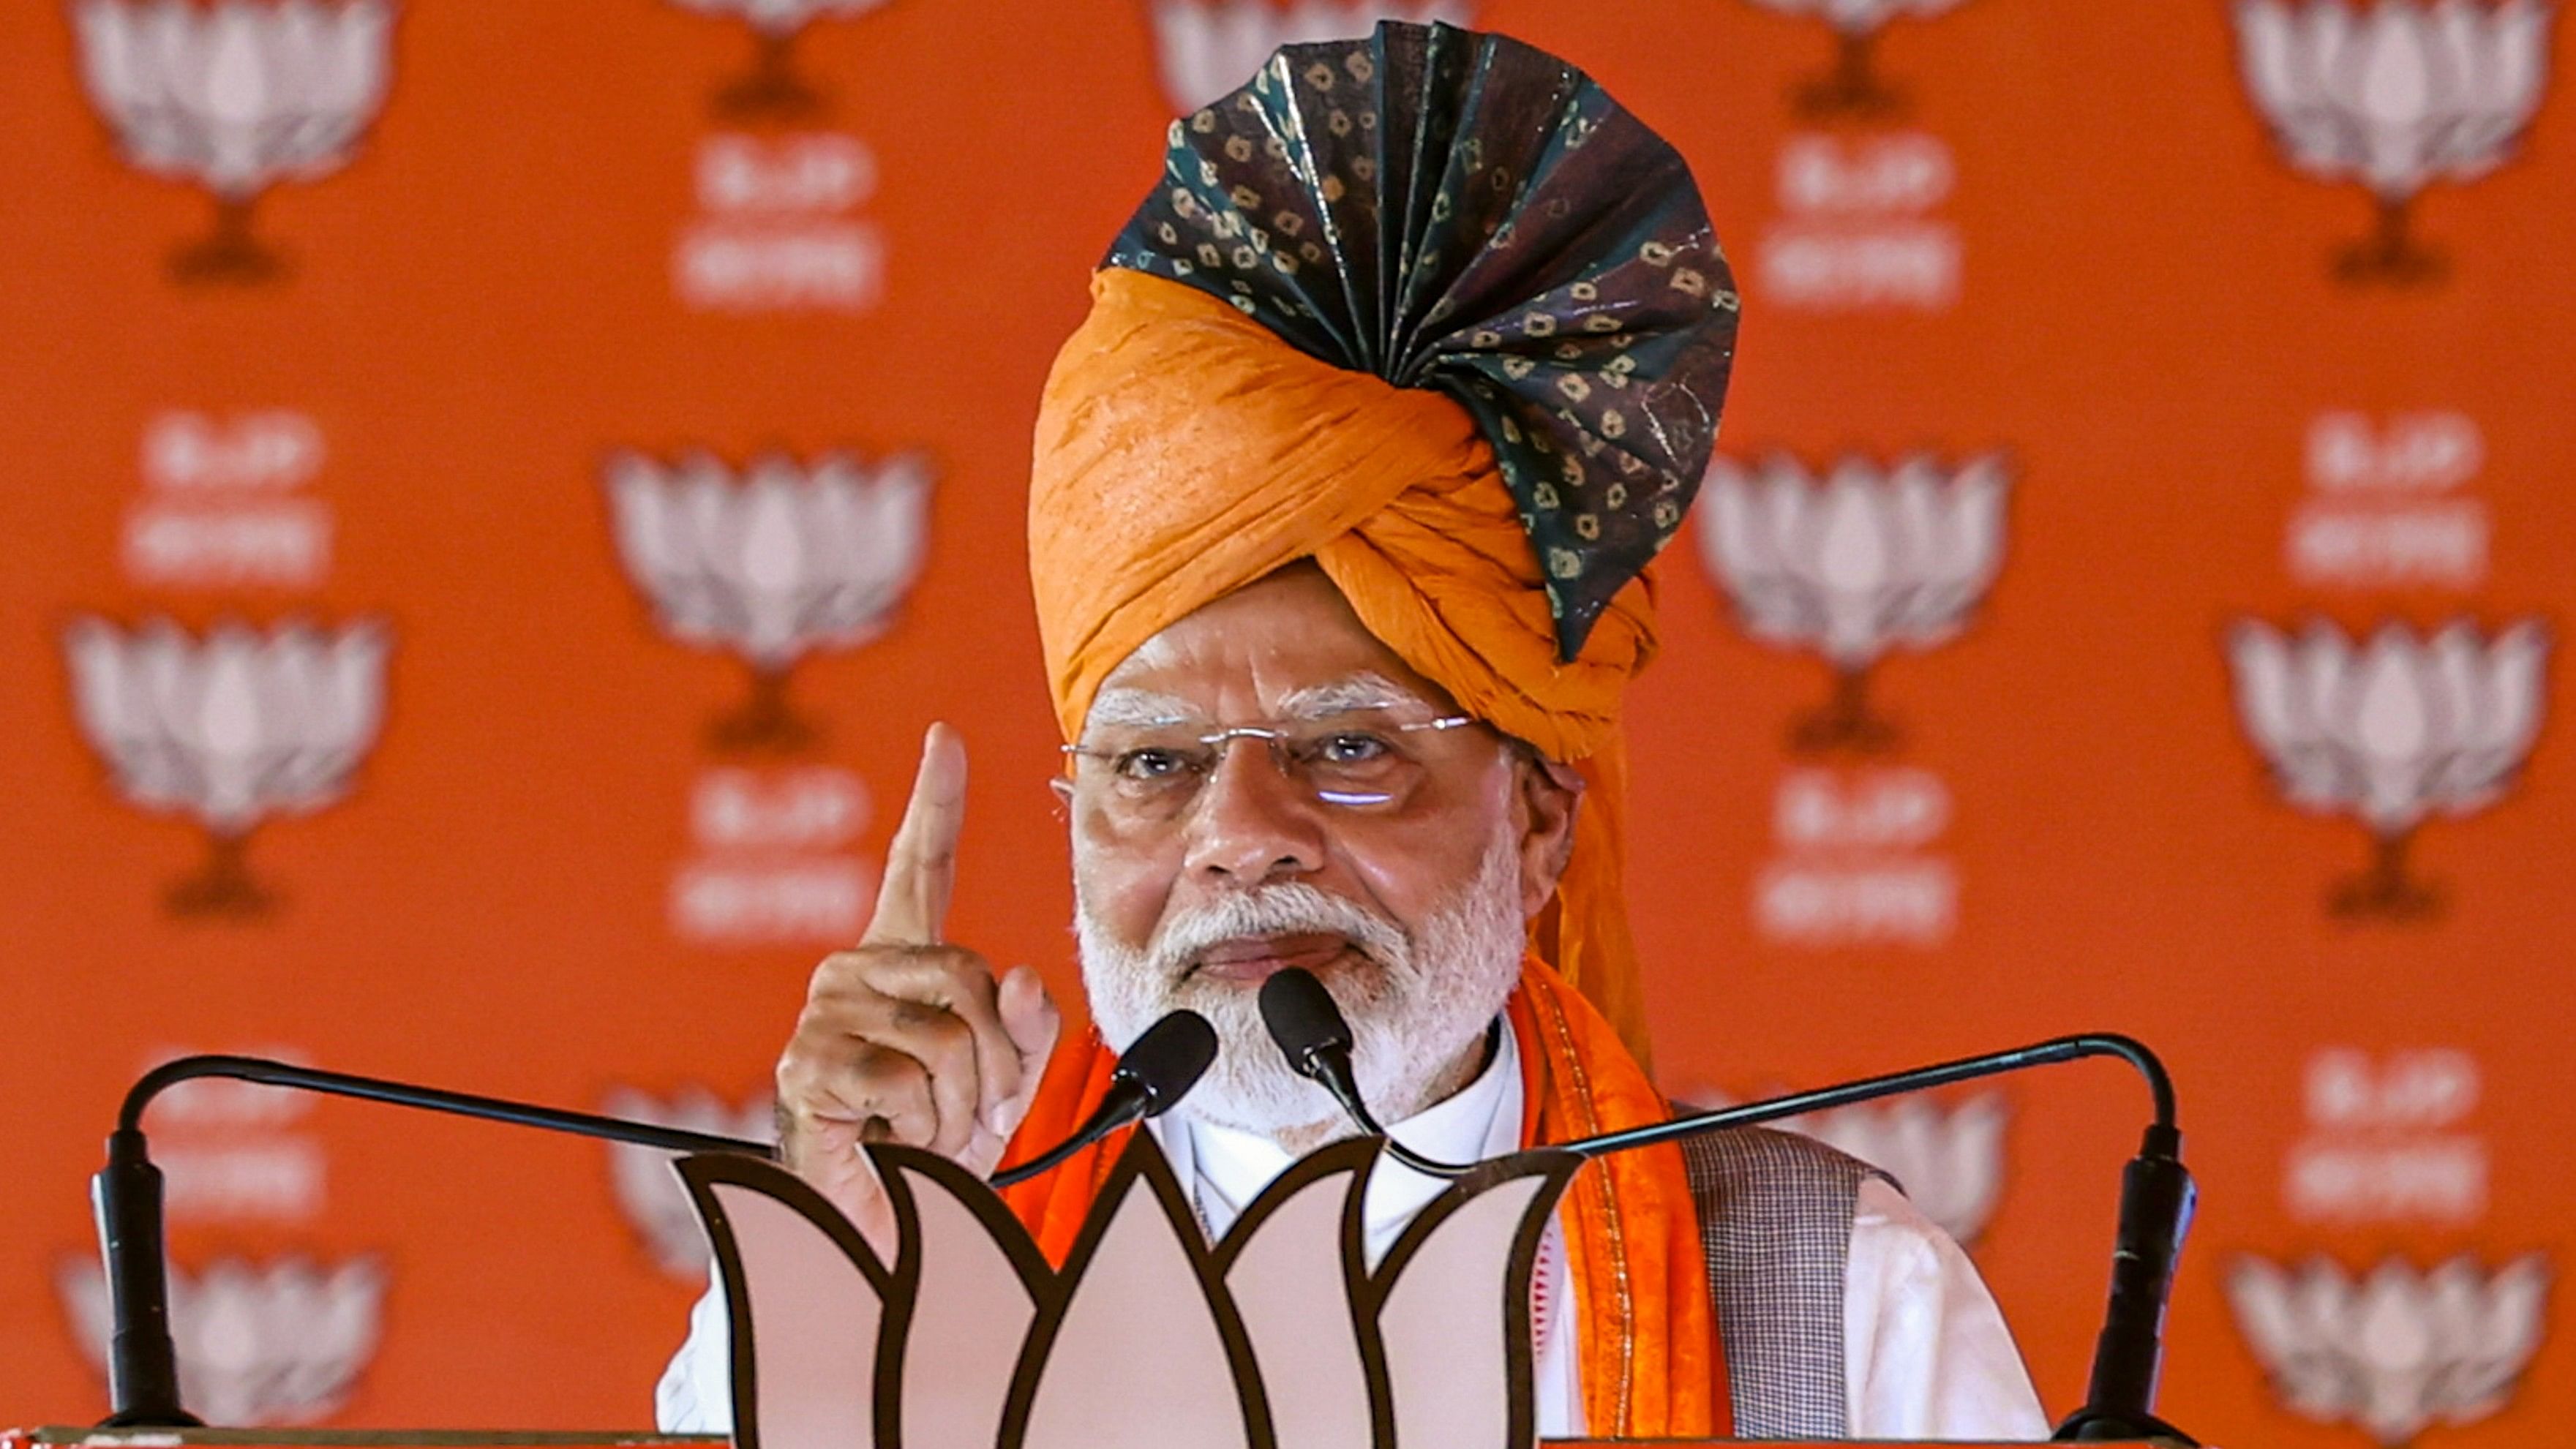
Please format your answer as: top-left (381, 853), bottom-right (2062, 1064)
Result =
top-left (1119, 630), bottom-right (1180, 674)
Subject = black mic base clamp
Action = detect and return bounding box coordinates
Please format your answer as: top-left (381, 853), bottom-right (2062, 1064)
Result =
top-left (2051, 1122), bottom-right (2198, 1445)
top-left (92, 1127), bottom-right (200, 1428)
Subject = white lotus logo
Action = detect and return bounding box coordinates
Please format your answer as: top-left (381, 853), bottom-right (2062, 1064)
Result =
top-left (1678, 1089), bottom-right (2007, 1246)
top-left (2226, 617), bottom-right (2550, 919)
top-left (1146, 1), bottom-right (1473, 113)
top-left (1741, 0), bottom-right (1970, 118)
top-left (2228, 1253), bottom-right (2550, 1446)
top-left (680, 1137), bottom-right (1572, 1449)
top-left (604, 448), bottom-right (931, 753)
top-left (1699, 451), bottom-right (2011, 753)
top-left (2232, 0), bottom-right (2557, 284)
top-left (604, 1084), bottom-right (776, 1280)
top-left (70, 0), bottom-right (397, 284)
top-left (59, 1253), bottom-right (387, 1426)
top-left (667, 0), bottom-right (888, 119)
top-left (62, 616), bottom-right (393, 917)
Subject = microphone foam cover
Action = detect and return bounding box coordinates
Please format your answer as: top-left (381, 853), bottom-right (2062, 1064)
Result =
top-left (1119, 1009), bottom-right (1220, 1115)
top-left (1258, 967), bottom-right (1354, 1064)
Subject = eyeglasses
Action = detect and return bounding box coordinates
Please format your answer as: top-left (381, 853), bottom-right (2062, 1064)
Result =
top-left (1062, 710), bottom-right (1479, 817)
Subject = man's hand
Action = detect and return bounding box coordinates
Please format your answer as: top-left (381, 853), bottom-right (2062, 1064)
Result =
top-left (774, 723), bottom-right (1060, 1242)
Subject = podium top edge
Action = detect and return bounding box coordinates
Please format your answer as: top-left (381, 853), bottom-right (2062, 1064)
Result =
top-left (10, 1433), bottom-right (725, 1447)
top-left (7, 1437), bottom-right (2186, 1448)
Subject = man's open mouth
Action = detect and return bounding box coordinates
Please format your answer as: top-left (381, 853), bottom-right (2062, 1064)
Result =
top-left (1187, 932), bottom-right (1357, 985)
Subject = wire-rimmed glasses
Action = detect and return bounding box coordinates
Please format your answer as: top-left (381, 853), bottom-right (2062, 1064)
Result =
top-left (1062, 710), bottom-right (1479, 818)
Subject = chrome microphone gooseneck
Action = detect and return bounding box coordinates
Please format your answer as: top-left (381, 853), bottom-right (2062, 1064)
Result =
top-left (94, 1055), bottom-right (777, 1428)
top-left (97, 1016), bottom-right (1222, 1426)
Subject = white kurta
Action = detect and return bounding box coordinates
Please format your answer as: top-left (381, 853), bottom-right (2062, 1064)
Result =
top-left (656, 1026), bottom-right (2050, 1440)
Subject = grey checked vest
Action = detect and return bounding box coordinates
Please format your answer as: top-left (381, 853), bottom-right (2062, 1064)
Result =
top-left (1675, 1126), bottom-right (1893, 1439)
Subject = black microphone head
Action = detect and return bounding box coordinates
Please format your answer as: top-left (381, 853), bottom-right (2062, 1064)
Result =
top-left (1114, 1009), bottom-right (1219, 1117)
top-left (1258, 967), bottom-right (1353, 1078)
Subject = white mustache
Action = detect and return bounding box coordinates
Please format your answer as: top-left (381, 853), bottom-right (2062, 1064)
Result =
top-left (1147, 884), bottom-right (1409, 978)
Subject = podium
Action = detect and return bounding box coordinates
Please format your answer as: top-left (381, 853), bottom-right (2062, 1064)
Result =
top-left (658, 1144), bottom-right (2195, 1448)
top-left (52, 1127), bottom-right (2198, 1446)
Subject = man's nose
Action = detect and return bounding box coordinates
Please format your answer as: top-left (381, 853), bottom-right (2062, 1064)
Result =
top-left (1181, 734), bottom-right (1325, 884)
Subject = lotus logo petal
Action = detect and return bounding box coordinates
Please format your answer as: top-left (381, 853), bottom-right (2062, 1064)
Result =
top-left (59, 1253), bottom-right (387, 1426)
top-left (62, 615), bottom-right (393, 917)
top-left (679, 1135), bottom-right (1574, 1449)
top-left (1680, 1089), bottom-right (2007, 1246)
top-left (1700, 451), bottom-right (2011, 753)
top-left (1146, 1), bottom-right (1474, 114)
top-left (668, 0), bottom-right (888, 120)
top-left (604, 1084), bottom-right (776, 1280)
top-left (1741, 0), bottom-right (1971, 118)
top-left (2226, 617), bottom-right (2550, 919)
top-left (2228, 1252), bottom-right (2550, 1446)
top-left (70, 0), bottom-right (397, 285)
top-left (2233, 0), bottom-right (2558, 285)
top-left (604, 448), bottom-right (931, 754)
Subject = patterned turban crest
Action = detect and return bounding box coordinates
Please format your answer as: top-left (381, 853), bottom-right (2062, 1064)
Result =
top-left (1103, 20), bottom-right (1740, 658)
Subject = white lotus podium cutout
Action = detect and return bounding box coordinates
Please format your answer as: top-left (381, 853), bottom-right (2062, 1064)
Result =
top-left (675, 1135), bottom-right (1577, 1449)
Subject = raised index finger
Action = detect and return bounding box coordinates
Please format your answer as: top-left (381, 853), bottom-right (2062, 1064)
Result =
top-left (863, 722), bottom-right (966, 946)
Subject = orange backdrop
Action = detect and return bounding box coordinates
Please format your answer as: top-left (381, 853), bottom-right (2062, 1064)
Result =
top-left (1, 1), bottom-right (2566, 1445)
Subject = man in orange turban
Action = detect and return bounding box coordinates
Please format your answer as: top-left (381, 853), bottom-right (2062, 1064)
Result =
top-left (662, 21), bottom-right (2043, 1442)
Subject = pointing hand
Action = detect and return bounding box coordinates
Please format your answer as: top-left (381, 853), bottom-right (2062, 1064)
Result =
top-left (773, 723), bottom-right (1061, 1243)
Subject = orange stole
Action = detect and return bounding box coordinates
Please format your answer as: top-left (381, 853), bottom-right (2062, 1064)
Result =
top-left (994, 960), bottom-right (1727, 1438)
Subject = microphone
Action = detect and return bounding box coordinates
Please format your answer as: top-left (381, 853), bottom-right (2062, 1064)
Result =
top-left (1258, 989), bottom-right (2198, 1444)
top-left (91, 1054), bottom-right (774, 1427)
top-left (1256, 965), bottom-right (1353, 1078)
top-left (1256, 968), bottom-right (1469, 1179)
top-left (989, 1009), bottom-right (1217, 1189)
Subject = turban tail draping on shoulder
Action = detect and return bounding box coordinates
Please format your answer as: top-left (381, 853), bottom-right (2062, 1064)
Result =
top-left (1014, 20), bottom-right (1738, 1438)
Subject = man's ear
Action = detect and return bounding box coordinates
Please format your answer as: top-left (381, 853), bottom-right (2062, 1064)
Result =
top-left (1512, 752), bottom-right (1585, 919)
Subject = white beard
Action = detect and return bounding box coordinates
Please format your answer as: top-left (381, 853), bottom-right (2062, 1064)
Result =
top-left (1076, 838), bottom-right (1528, 1140)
